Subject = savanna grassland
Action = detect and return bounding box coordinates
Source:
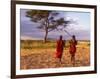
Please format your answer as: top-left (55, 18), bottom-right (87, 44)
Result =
top-left (20, 40), bottom-right (90, 70)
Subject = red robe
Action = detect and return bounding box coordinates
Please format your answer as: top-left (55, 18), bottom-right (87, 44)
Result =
top-left (55, 40), bottom-right (64, 58)
top-left (69, 39), bottom-right (77, 55)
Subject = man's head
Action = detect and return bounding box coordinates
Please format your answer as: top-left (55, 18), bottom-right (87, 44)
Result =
top-left (60, 35), bottom-right (63, 40)
top-left (72, 35), bottom-right (75, 39)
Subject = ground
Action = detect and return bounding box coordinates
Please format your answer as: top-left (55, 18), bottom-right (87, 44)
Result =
top-left (20, 40), bottom-right (90, 70)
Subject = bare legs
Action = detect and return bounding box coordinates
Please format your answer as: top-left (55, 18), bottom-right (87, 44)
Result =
top-left (71, 54), bottom-right (75, 66)
top-left (55, 57), bottom-right (62, 65)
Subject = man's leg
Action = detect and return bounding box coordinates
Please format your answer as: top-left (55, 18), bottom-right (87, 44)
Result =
top-left (72, 54), bottom-right (75, 66)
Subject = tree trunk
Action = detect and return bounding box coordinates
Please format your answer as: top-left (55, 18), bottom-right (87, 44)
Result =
top-left (44, 30), bottom-right (48, 43)
top-left (44, 17), bottom-right (49, 43)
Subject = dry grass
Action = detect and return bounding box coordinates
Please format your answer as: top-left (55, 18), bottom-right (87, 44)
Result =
top-left (20, 40), bottom-right (90, 70)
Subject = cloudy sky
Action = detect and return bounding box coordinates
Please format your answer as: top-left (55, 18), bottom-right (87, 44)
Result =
top-left (20, 9), bottom-right (90, 40)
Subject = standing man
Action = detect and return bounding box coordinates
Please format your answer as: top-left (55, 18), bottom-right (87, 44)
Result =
top-left (69, 35), bottom-right (77, 66)
top-left (55, 35), bottom-right (65, 63)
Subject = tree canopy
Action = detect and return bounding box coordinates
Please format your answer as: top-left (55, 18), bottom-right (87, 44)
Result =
top-left (26, 10), bottom-right (72, 42)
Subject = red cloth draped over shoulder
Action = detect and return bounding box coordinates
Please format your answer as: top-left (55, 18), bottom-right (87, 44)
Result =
top-left (55, 40), bottom-right (64, 58)
top-left (69, 39), bottom-right (77, 55)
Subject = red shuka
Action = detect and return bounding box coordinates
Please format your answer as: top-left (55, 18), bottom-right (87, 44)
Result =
top-left (55, 40), bottom-right (64, 58)
top-left (69, 39), bottom-right (77, 55)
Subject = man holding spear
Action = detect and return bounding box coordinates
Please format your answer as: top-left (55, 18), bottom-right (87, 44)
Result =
top-left (55, 35), bottom-right (65, 63)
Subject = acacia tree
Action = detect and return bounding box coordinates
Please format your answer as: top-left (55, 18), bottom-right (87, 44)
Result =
top-left (26, 10), bottom-right (72, 42)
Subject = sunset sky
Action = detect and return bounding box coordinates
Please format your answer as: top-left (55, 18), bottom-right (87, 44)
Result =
top-left (20, 9), bottom-right (90, 40)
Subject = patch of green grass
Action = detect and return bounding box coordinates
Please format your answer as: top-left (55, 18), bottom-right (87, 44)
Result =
top-left (21, 40), bottom-right (90, 49)
top-left (21, 40), bottom-right (56, 49)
